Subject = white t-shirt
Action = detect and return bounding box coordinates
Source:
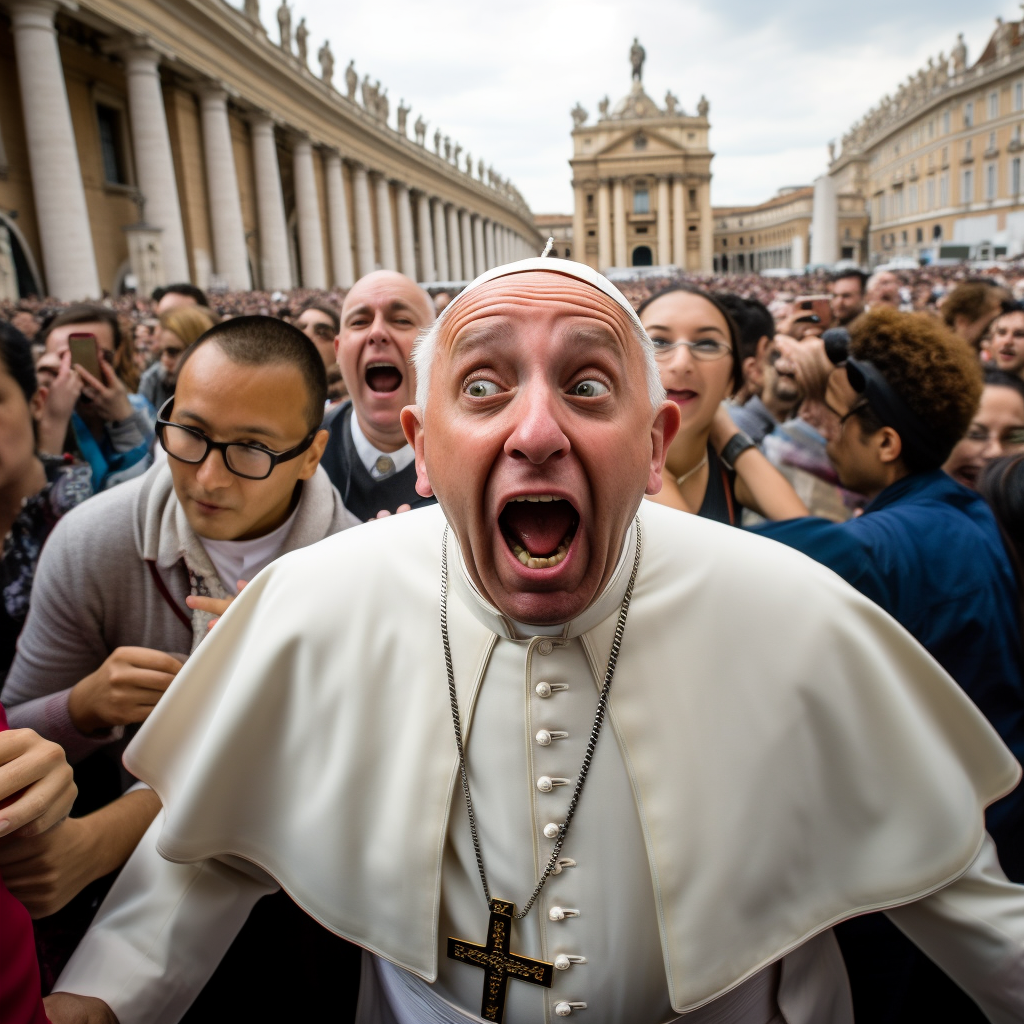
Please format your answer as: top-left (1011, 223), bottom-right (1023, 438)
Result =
top-left (199, 505), bottom-right (298, 594)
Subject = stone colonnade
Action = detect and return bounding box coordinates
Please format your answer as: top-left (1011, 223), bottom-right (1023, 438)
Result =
top-left (7, 0), bottom-right (534, 298)
top-left (585, 175), bottom-right (710, 270)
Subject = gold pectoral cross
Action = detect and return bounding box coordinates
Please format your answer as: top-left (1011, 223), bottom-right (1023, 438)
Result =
top-left (447, 899), bottom-right (554, 1023)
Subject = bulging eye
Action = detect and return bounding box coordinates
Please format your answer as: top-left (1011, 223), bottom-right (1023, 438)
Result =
top-left (465, 379), bottom-right (500, 398)
top-left (570, 380), bottom-right (609, 398)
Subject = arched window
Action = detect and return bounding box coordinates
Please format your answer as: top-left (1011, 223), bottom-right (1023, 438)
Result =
top-left (631, 245), bottom-right (653, 266)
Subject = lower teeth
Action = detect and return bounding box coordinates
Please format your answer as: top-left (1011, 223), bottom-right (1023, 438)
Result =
top-left (511, 537), bottom-right (571, 569)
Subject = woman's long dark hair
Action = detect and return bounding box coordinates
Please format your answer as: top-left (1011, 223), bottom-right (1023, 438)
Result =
top-left (979, 454), bottom-right (1024, 633)
top-left (636, 284), bottom-right (744, 394)
top-left (0, 320), bottom-right (39, 403)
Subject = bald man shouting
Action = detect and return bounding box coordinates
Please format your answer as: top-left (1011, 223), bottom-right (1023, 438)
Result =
top-left (49, 260), bottom-right (1024, 1024)
top-left (321, 270), bottom-right (437, 519)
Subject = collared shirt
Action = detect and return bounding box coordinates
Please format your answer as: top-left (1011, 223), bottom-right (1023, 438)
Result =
top-left (751, 470), bottom-right (1024, 870)
top-left (200, 505), bottom-right (298, 594)
top-left (349, 411), bottom-right (415, 481)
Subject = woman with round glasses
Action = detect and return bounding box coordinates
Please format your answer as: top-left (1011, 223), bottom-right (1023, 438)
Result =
top-left (944, 370), bottom-right (1024, 490)
top-left (638, 285), bottom-right (807, 525)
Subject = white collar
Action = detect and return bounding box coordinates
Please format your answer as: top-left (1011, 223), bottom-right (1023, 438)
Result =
top-left (199, 505), bottom-right (298, 593)
top-left (349, 409), bottom-right (415, 480)
top-left (448, 516), bottom-right (638, 641)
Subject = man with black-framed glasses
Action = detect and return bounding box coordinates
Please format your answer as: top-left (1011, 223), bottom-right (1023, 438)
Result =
top-left (0, 316), bottom-right (359, 1003)
top-left (752, 308), bottom-right (1024, 1024)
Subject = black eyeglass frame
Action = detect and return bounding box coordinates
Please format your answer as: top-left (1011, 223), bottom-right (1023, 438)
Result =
top-left (155, 396), bottom-right (317, 481)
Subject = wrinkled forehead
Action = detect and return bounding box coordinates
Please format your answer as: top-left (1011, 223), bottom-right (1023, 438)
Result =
top-left (438, 268), bottom-right (640, 351)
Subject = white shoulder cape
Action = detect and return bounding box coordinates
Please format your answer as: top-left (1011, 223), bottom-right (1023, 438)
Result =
top-left (124, 501), bottom-right (1020, 1013)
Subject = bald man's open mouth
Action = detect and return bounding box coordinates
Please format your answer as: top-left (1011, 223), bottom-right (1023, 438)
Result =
top-left (365, 361), bottom-right (403, 393)
top-left (499, 495), bottom-right (580, 570)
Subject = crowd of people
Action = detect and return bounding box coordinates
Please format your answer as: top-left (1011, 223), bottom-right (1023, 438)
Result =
top-left (1, 256), bottom-right (1023, 1023)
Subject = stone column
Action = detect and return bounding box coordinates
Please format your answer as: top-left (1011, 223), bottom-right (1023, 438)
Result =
top-left (395, 182), bottom-right (417, 279)
top-left (374, 174), bottom-right (397, 271)
top-left (699, 181), bottom-right (713, 273)
top-left (483, 220), bottom-right (495, 269)
top-left (472, 214), bottom-right (486, 277)
top-left (350, 163), bottom-right (375, 278)
top-left (446, 204), bottom-right (463, 280)
top-left (324, 151), bottom-right (354, 288)
top-left (810, 174), bottom-right (838, 266)
top-left (198, 87), bottom-right (251, 290)
top-left (459, 209), bottom-right (474, 279)
top-left (672, 178), bottom-right (686, 266)
top-left (597, 181), bottom-right (612, 270)
top-left (416, 191), bottom-right (436, 282)
top-left (612, 178), bottom-right (627, 268)
top-left (432, 198), bottom-right (449, 280)
top-left (123, 46), bottom-right (189, 284)
top-left (292, 135), bottom-right (326, 289)
top-left (499, 226), bottom-right (509, 264)
top-left (572, 186), bottom-right (587, 266)
top-left (249, 115), bottom-right (292, 291)
top-left (657, 178), bottom-right (671, 266)
top-left (10, 0), bottom-right (99, 299)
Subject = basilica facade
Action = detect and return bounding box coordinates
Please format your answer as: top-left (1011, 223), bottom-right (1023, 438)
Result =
top-left (569, 43), bottom-right (713, 273)
top-left (0, 0), bottom-right (540, 300)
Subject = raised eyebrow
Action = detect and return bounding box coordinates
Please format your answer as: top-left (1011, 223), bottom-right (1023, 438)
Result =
top-left (559, 322), bottom-right (627, 357)
top-left (641, 322), bottom-right (727, 337)
top-left (448, 319), bottom-right (517, 357)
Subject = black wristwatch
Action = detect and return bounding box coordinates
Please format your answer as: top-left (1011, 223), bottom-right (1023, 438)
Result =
top-left (720, 431), bottom-right (757, 471)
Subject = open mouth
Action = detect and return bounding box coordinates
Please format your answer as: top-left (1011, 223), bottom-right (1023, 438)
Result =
top-left (499, 495), bottom-right (580, 569)
top-left (365, 361), bottom-right (403, 393)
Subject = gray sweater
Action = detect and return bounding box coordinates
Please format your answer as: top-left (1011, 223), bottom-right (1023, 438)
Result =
top-left (1, 461), bottom-right (358, 763)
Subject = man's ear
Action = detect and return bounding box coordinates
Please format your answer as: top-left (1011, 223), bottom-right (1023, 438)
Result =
top-left (298, 429), bottom-right (330, 480)
top-left (400, 405), bottom-right (433, 497)
top-left (646, 400), bottom-right (681, 495)
top-left (876, 425), bottom-right (904, 466)
top-left (30, 388), bottom-right (47, 423)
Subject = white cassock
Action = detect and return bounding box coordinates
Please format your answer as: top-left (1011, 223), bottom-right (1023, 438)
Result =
top-left (56, 502), bottom-right (1024, 1024)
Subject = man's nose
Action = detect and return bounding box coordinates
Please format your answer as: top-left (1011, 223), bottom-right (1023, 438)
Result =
top-left (504, 385), bottom-right (571, 465)
top-left (195, 448), bottom-right (234, 490)
top-left (366, 311), bottom-right (394, 345)
top-left (982, 435), bottom-right (1002, 460)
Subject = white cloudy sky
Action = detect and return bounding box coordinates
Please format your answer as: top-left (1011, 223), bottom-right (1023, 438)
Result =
top-left (244, 0), bottom-right (1012, 212)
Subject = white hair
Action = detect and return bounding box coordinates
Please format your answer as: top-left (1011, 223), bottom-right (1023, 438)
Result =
top-left (412, 278), bottom-right (665, 412)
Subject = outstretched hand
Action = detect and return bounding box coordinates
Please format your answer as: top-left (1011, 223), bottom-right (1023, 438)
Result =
top-left (186, 579), bottom-right (248, 630)
top-left (43, 993), bottom-right (118, 1024)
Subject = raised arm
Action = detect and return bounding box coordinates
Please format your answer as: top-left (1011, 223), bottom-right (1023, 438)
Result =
top-left (885, 834), bottom-right (1024, 1024)
top-left (47, 813), bottom-right (278, 1024)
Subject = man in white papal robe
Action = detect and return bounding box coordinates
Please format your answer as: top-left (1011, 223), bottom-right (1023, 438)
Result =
top-left (49, 261), bottom-right (1024, 1024)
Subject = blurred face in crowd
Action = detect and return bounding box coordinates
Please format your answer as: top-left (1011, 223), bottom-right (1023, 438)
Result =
top-left (294, 307), bottom-right (338, 371)
top-left (434, 292), bottom-right (453, 314)
top-left (164, 343), bottom-right (327, 542)
top-left (402, 271), bottom-right (677, 625)
top-left (830, 277), bottom-right (865, 326)
top-left (944, 383), bottom-right (1024, 489)
top-left (156, 291), bottom-right (198, 316)
top-left (0, 358), bottom-right (42, 493)
top-left (156, 327), bottom-right (188, 384)
top-left (641, 290), bottom-right (735, 440)
top-left (866, 272), bottom-right (900, 309)
top-left (761, 336), bottom-right (804, 417)
top-left (338, 271), bottom-right (434, 448)
top-left (822, 366), bottom-right (903, 498)
top-left (990, 311), bottom-right (1024, 376)
top-left (11, 312), bottom-right (38, 340)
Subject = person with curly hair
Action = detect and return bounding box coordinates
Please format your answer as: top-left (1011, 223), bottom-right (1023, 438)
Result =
top-left (941, 279), bottom-right (1010, 350)
top-left (753, 308), bottom-right (1024, 1024)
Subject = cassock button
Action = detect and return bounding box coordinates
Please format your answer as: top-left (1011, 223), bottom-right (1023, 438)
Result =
top-left (555, 1001), bottom-right (587, 1016)
top-left (537, 640), bottom-right (554, 656)
top-left (536, 729), bottom-right (569, 745)
top-left (554, 954), bottom-right (587, 970)
top-left (548, 906), bottom-right (580, 921)
top-left (537, 776), bottom-right (570, 792)
top-left (543, 822), bottom-right (561, 838)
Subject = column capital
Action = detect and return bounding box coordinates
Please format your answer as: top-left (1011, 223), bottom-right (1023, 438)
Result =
top-left (8, 1), bottom-right (60, 30)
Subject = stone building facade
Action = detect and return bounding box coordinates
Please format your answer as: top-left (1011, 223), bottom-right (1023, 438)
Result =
top-left (533, 213), bottom-right (573, 260)
top-left (712, 186), bottom-right (814, 274)
top-left (819, 15), bottom-right (1024, 266)
top-left (0, 0), bottom-right (540, 300)
top-left (569, 41), bottom-right (713, 273)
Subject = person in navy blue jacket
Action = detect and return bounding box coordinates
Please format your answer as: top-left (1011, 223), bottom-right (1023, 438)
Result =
top-left (752, 308), bottom-right (1024, 1024)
